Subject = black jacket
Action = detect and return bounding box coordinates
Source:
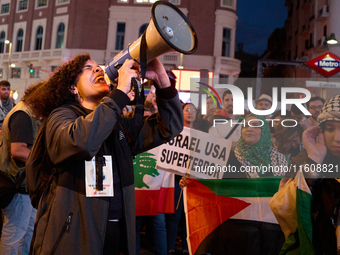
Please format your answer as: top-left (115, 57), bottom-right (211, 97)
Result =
top-left (288, 149), bottom-right (340, 255)
top-left (30, 87), bottom-right (183, 255)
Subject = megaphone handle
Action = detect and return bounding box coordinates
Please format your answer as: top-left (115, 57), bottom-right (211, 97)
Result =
top-left (127, 77), bottom-right (139, 105)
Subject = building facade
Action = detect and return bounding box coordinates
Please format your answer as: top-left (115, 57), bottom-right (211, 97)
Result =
top-left (0, 0), bottom-right (241, 100)
top-left (280, 0), bottom-right (340, 98)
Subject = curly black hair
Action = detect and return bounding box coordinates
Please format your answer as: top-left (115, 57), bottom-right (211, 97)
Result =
top-left (274, 118), bottom-right (304, 155)
top-left (25, 54), bottom-right (90, 119)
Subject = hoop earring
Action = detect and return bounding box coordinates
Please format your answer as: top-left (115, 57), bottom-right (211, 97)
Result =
top-left (76, 93), bottom-right (83, 102)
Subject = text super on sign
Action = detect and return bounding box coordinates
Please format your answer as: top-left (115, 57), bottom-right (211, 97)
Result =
top-left (306, 52), bottom-right (340, 77)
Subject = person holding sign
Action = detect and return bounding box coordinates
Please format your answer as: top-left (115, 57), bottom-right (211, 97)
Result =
top-left (179, 114), bottom-right (287, 254)
top-left (25, 54), bottom-right (183, 255)
top-left (166, 103), bottom-right (195, 255)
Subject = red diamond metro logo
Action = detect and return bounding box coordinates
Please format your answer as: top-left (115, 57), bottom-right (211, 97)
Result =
top-left (306, 52), bottom-right (340, 77)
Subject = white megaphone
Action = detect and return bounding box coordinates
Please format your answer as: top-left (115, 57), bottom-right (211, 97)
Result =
top-left (105, 0), bottom-right (198, 82)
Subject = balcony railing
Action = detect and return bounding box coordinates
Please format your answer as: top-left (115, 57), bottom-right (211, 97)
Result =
top-left (0, 49), bottom-right (65, 63)
top-left (216, 56), bottom-right (241, 72)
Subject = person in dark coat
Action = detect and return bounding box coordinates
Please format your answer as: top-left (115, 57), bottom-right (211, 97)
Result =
top-left (283, 94), bottom-right (340, 255)
top-left (25, 54), bottom-right (183, 255)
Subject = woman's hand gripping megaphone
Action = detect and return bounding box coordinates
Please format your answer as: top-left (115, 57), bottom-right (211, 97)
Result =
top-left (116, 58), bottom-right (171, 105)
top-left (116, 59), bottom-right (142, 105)
top-left (116, 59), bottom-right (141, 94)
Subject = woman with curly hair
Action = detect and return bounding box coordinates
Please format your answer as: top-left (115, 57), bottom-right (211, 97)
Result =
top-left (24, 54), bottom-right (90, 119)
top-left (273, 118), bottom-right (304, 162)
top-left (27, 54), bottom-right (183, 255)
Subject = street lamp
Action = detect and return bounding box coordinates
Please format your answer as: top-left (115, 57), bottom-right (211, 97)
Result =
top-left (5, 40), bottom-right (12, 79)
top-left (327, 33), bottom-right (338, 45)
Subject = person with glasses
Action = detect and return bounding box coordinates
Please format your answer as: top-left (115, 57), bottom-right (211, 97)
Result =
top-left (182, 103), bottom-right (197, 128)
top-left (301, 96), bottom-right (325, 130)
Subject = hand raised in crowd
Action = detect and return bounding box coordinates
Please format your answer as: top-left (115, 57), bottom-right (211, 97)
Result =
top-left (117, 59), bottom-right (141, 94)
top-left (303, 126), bottom-right (327, 164)
top-left (145, 58), bottom-right (171, 89)
top-left (179, 176), bottom-right (188, 189)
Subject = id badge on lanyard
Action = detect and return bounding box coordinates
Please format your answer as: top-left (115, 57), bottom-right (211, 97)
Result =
top-left (85, 155), bottom-right (114, 197)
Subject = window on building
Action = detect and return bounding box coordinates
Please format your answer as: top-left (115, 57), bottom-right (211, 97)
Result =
top-left (51, 66), bottom-right (58, 72)
top-left (221, 0), bottom-right (233, 7)
top-left (35, 26), bottom-right (43, 50)
top-left (288, 50), bottom-right (291, 60)
top-left (169, 0), bottom-right (179, 4)
top-left (1, 3), bottom-right (10, 14)
top-left (288, 3), bottom-right (293, 17)
top-left (135, 0), bottom-right (158, 3)
top-left (219, 74), bottom-right (229, 83)
top-left (16, 29), bottom-right (23, 52)
top-left (309, 33), bottom-right (313, 48)
top-left (0, 69), bottom-right (3, 79)
top-left (37, 0), bottom-right (47, 7)
top-left (0, 31), bottom-right (5, 53)
top-left (57, 0), bottom-right (69, 3)
top-left (55, 22), bottom-right (65, 48)
top-left (18, 0), bottom-right (28, 11)
top-left (118, 0), bottom-right (128, 2)
top-left (138, 23), bottom-right (148, 37)
top-left (324, 25), bottom-right (327, 37)
top-left (305, 39), bottom-right (309, 49)
top-left (221, 28), bottom-right (231, 57)
top-left (30, 67), bottom-right (41, 78)
top-left (115, 22), bottom-right (125, 51)
top-left (11, 68), bottom-right (21, 78)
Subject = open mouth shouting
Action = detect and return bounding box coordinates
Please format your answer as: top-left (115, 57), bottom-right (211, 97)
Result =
top-left (94, 75), bottom-right (106, 84)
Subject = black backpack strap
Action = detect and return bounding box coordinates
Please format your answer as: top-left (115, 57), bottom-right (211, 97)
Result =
top-left (225, 119), bottom-right (243, 140)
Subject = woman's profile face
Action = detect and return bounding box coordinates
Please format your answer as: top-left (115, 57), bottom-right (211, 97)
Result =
top-left (242, 116), bottom-right (262, 145)
top-left (273, 116), bottom-right (282, 130)
top-left (290, 135), bottom-right (301, 150)
top-left (206, 97), bottom-right (217, 115)
top-left (75, 59), bottom-right (110, 100)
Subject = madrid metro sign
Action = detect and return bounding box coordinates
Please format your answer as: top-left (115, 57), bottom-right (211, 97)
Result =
top-left (306, 52), bottom-right (340, 77)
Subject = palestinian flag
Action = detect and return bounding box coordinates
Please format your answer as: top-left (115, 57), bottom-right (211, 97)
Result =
top-left (270, 171), bottom-right (315, 255)
top-left (184, 178), bottom-right (285, 255)
top-left (134, 149), bottom-right (175, 216)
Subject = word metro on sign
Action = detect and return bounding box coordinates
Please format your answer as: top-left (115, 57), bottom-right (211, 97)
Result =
top-left (306, 52), bottom-right (340, 77)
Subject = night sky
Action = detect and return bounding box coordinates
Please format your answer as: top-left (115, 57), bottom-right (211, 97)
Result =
top-left (236, 0), bottom-right (288, 55)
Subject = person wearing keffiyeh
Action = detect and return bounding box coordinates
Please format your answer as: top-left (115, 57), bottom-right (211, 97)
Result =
top-left (280, 94), bottom-right (340, 255)
top-left (224, 113), bottom-right (288, 178)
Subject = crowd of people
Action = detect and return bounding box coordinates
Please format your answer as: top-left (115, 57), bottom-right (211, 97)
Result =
top-left (0, 52), bottom-right (339, 255)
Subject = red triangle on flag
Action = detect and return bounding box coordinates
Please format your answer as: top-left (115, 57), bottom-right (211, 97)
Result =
top-left (186, 179), bottom-right (250, 255)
